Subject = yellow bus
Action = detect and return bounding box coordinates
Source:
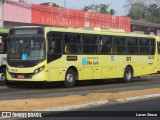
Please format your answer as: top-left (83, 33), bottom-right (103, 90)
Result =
top-left (6, 26), bottom-right (158, 87)
top-left (157, 37), bottom-right (160, 72)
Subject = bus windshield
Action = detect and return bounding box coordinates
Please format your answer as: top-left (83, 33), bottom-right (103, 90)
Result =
top-left (7, 36), bottom-right (45, 61)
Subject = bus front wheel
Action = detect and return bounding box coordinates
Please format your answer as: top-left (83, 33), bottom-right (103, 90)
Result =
top-left (123, 67), bottom-right (133, 83)
top-left (64, 69), bottom-right (76, 88)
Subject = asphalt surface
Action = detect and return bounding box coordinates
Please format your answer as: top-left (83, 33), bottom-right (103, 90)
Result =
top-left (20, 96), bottom-right (160, 120)
top-left (0, 76), bottom-right (160, 100)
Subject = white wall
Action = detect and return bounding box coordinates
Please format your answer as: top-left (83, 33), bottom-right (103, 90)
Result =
top-left (0, 0), bottom-right (3, 27)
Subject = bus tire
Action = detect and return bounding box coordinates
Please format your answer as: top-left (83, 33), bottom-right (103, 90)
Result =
top-left (64, 69), bottom-right (76, 88)
top-left (123, 67), bottom-right (133, 83)
top-left (0, 68), bottom-right (6, 86)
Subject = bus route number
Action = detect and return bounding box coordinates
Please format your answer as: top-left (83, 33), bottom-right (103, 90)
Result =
top-left (126, 57), bottom-right (132, 61)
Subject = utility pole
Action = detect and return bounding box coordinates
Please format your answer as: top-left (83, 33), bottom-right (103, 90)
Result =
top-left (64, 0), bottom-right (66, 8)
top-left (0, 0), bottom-right (4, 27)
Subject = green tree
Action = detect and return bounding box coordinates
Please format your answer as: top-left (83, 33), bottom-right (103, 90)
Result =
top-left (127, 2), bottom-right (147, 20)
top-left (40, 2), bottom-right (60, 7)
top-left (110, 9), bottom-right (116, 15)
top-left (146, 3), bottom-right (160, 23)
top-left (82, 3), bottom-right (116, 15)
top-left (124, 0), bottom-right (160, 23)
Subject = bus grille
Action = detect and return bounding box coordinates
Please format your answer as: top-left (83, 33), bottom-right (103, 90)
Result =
top-left (9, 73), bottom-right (33, 79)
top-left (8, 61), bottom-right (38, 67)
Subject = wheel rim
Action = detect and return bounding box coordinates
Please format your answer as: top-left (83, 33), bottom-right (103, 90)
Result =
top-left (66, 74), bottom-right (74, 83)
top-left (126, 71), bottom-right (131, 80)
top-left (0, 73), bottom-right (5, 81)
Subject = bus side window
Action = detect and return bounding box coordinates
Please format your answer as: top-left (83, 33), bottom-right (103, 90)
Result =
top-left (65, 44), bottom-right (71, 53)
top-left (64, 33), bottom-right (82, 54)
top-left (113, 47), bottom-right (117, 54)
top-left (114, 37), bottom-right (126, 55)
top-left (99, 36), bottom-right (112, 54)
top-left (77, 35), bottom-right (82, 53)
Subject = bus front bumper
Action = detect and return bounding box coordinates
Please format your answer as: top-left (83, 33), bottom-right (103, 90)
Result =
top-left (6, 70), bottom-right (48, 82)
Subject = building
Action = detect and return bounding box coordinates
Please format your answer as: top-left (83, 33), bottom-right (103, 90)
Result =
top-left (131, 19), bottom-right (160, 36)
top-left (0, 0), bottom-right (130, 32)
top-left (0, 0), bottom-right (160, 36)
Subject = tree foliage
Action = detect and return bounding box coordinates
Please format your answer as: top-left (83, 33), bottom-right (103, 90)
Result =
top-left (82, 3), bottom-right (116, 15)
top-left (127, 2), bottom-right (147, 20)
top-left (125, 0), bottom-right (160, 23)
top-left (40, 2), bottom-right (60, 8)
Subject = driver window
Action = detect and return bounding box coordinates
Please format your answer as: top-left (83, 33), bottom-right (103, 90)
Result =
top-left (48, 38), bottom-right (55, 54)
top-left (48, 37), bottom-right (62, 54)
top-left (47, 32), bottom-right (63, 54)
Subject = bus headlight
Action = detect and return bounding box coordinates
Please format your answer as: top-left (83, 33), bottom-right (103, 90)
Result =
top-left (6, 67), bottom-right (14, 78)
top-left (34, 66), bottom-right (45, 75)
top-left (6, 67), bottom-right (10, 73)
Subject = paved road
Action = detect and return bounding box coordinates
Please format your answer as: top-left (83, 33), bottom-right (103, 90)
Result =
top-left (21, 97), bottom-right (160, 120)
top-left (44, 97), bottom-right (160, 119)
top-left (0, 76), bottom-right (160, 100)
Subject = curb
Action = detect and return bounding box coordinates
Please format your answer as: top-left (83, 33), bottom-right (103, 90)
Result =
top-left (141, 74), bottom-right (160, 78)
top-left (1, 94), bottom-right (160, 119)
top-left (115, 93), bottom-right (160, 103)
top-left (39, 100), bottom-right (110, 111)
top-left (38, 93), bottom-right (160, 112)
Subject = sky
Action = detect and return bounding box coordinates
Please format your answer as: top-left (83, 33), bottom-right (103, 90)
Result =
top-left (15, 0), bottom-right (127, 16)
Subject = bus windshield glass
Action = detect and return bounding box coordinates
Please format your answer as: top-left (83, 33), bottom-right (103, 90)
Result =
top-left (7, 36), bottom-right (45, 61)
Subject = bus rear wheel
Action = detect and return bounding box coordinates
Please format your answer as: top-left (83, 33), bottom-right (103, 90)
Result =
top-left (64, 69), bottom-right (76, 88)
top-left (122, 67), bottom-right (133, 83)
top-left (0, 68), bottom-right (6, 86)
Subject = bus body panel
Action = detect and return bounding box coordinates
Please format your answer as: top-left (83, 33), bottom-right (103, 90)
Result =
top-left (7, 60), bottom-right (48, 81)
top-left (6, 26), bottom-right (158, 84)
top-left (157, 37), bottom-right (160, 72)
top-left (46, 55), bottom-right (157, 81)
top-left (158, 55), bottom-right (160, 71)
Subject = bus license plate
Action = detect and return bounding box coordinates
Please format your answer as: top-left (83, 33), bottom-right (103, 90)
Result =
top-left (18, 75), bottom-right (24, 79)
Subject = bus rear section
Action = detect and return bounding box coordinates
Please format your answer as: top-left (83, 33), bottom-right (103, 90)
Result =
top-left (0, 28), bottom-right (8, 85)
top-left (157, 37), bottom-right (160, 72)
